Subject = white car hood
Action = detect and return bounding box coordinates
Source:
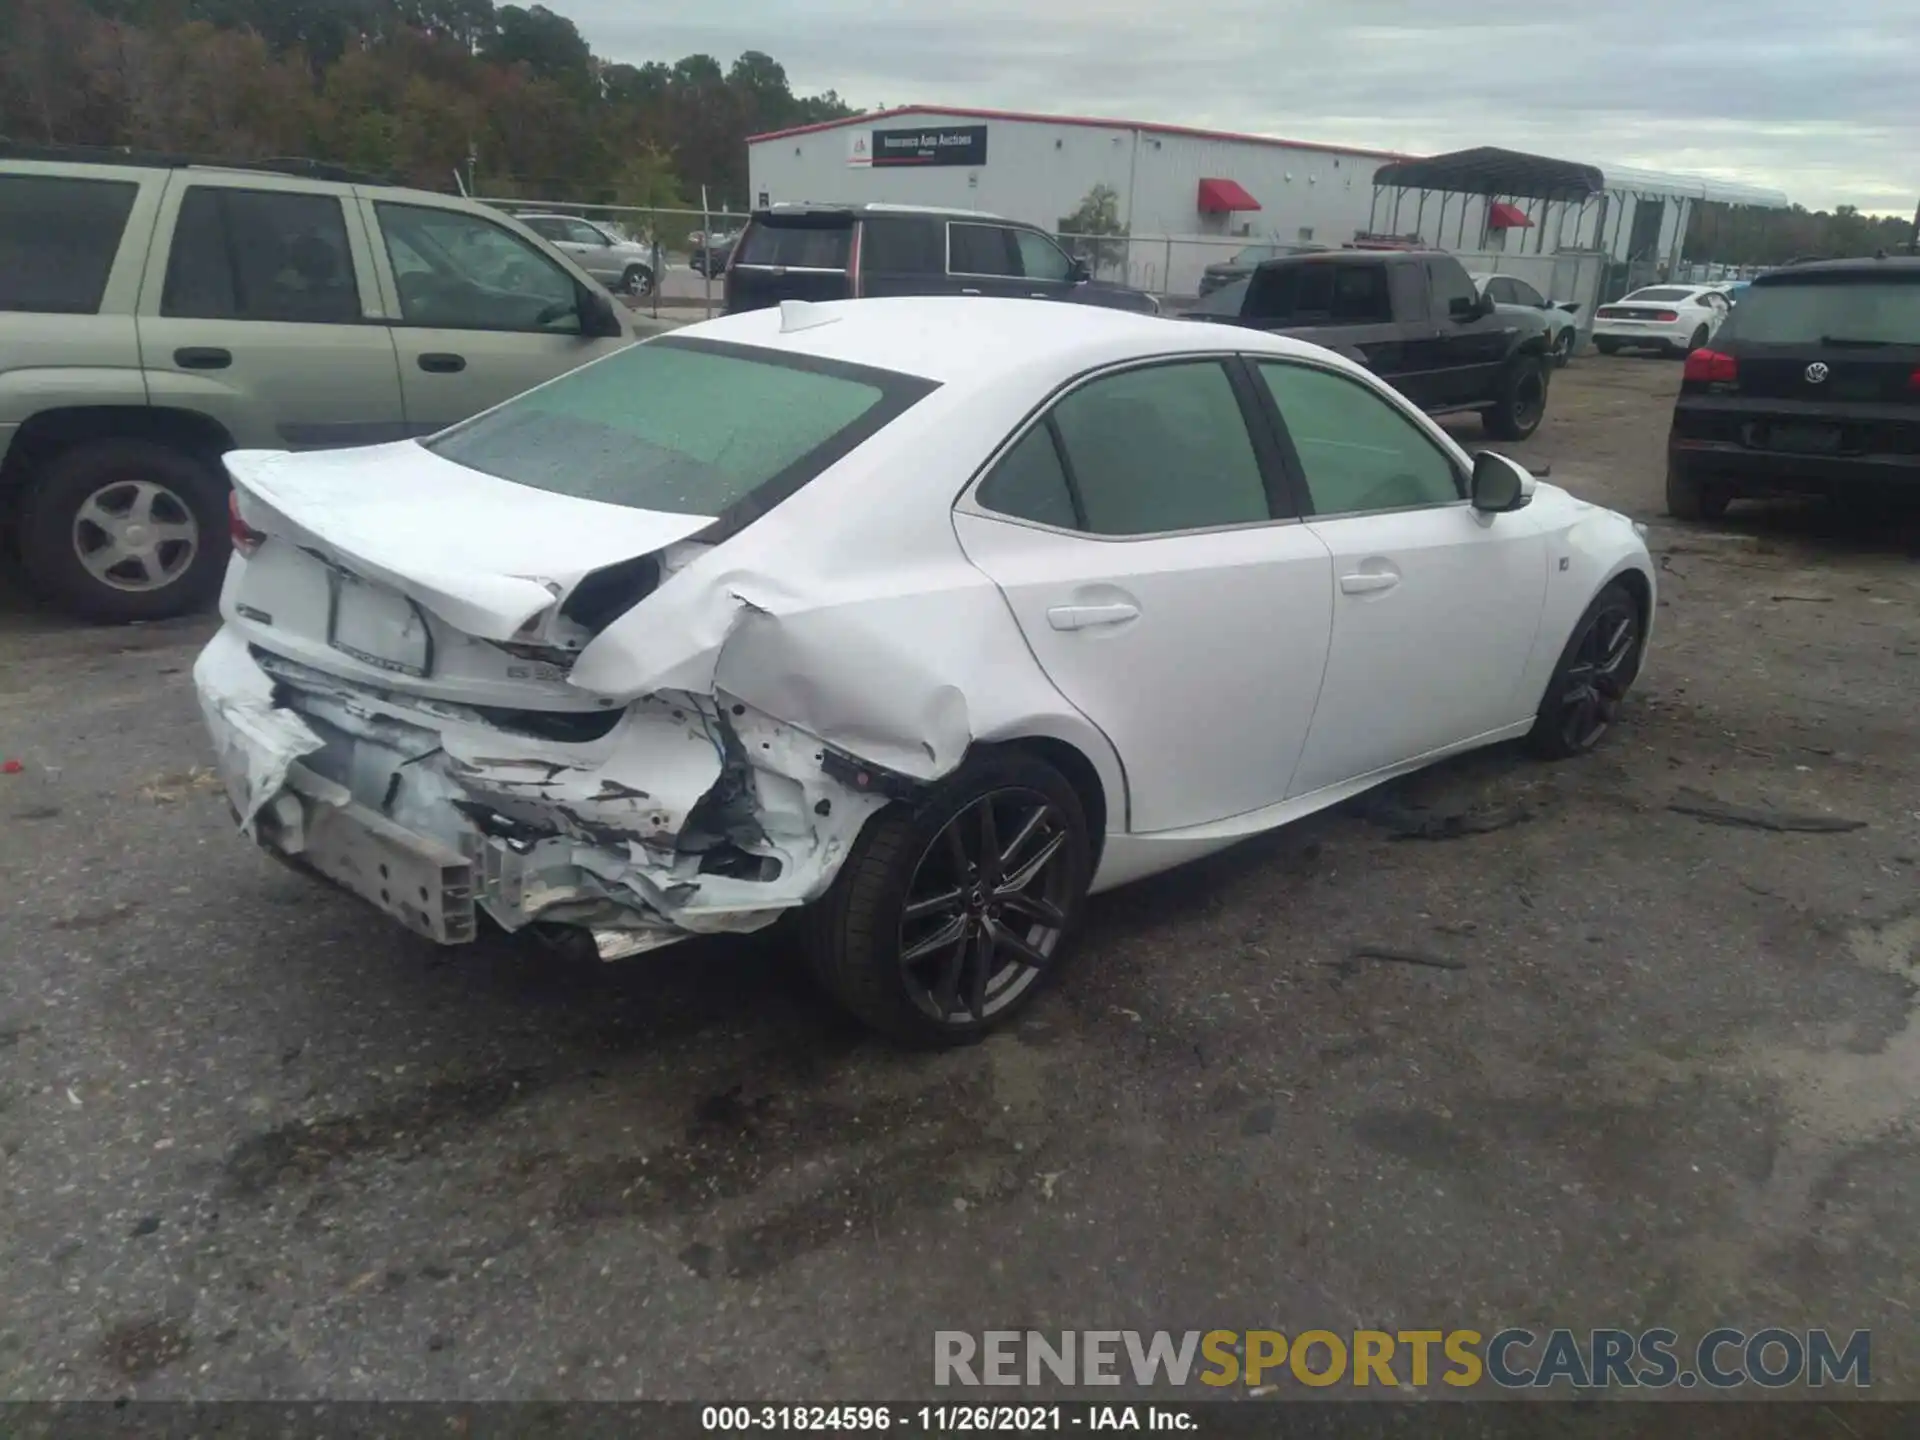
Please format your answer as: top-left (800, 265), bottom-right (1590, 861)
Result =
top-left (226, 443), bottom-right (713, 641)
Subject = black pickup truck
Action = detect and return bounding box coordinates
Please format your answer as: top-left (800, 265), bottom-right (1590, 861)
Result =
top-left (1183, 249), bottom-right (1557, 440)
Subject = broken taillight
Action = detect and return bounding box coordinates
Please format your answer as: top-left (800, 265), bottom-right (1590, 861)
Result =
top-left (228, 491), bottom-right (265, 556)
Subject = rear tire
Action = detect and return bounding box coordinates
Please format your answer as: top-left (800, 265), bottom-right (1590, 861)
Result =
top-left (803, 749), bottom-right (1091, 1046)
top-left (1595, 338), bottom-right (1620, 355)
top-left (20, 439), bottom-right (230, 623)
top-left (1665, 457), bottom-right (1731, 522)
top-left (1528, 581), bottom-right (1645, 760)
top-left (1482, 356), bottom-right (1549, 441)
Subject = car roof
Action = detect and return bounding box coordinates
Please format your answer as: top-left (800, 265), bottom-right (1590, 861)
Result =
top-left (676, 296), bottom-right (1337, 385)
top-left (759, 201), bottom-right (1010, 221)
top-left (1753, 256), bottom-right (1920, 283)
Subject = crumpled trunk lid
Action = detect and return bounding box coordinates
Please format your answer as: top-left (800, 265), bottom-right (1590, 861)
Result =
top-left (227, 442), bottom-right (713, 646)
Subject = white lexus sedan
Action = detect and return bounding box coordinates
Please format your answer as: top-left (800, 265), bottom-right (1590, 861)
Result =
top-left (196, 298), bottom-right (1654, 1044)
top-left (1592, 285), bottom-right (1730, 356)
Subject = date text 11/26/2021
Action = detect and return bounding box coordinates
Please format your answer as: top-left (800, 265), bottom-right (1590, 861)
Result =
top-left (702, 1406), bottom-right (1193, 1432)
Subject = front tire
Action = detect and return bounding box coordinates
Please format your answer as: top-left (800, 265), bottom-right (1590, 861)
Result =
top-left (19, 439), bottom-right (230, 623)
top-left (1482, 356), bottom-right (1549, 441)
top-left (1665, 457), bottom-right (1731, 522)
top-left (803, 750), bottom-right (1092, 1046)
top-left (1528, 581), bottom-right (1645, 759)
top-left (621, 264), bottom-right (654, 297)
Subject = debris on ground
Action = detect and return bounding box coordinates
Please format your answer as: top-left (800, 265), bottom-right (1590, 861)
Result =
top-left (1, 760), bottom-right (22, 774)
top-left (137, 767), bottom-right (224, 804)
top-left (1321, 948), bottom-right (1469, 978)
top-left (1362, 796), bottom-right (1534, 841)
top-left (1668, 788), bottom-right (1868, 834)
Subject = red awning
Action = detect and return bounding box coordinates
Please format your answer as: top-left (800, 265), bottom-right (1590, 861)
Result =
top-left (1197, 178), bottom-right (1261, 213)
top-left (1487, 201), bottom-right (1534, 229)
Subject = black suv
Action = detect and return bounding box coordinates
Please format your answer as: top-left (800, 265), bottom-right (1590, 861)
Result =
top-left (723, 203), bottom-right (1161, 315)
top-left (1667, 256), bottom-right (1920, 520)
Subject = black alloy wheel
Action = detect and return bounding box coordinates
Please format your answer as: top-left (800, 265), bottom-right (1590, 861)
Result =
top-left (1529, 582), bottom-right (1644, 759)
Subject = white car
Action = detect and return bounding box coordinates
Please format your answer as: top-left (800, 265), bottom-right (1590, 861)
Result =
top-left (1470, 272), bottom-right (1583, 367)
top-left (195, 298), bottom-right (1654, 1044)
top-left (1592, 285), bottom-right (1730, 356)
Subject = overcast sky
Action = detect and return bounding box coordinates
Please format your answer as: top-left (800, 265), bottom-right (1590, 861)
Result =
top-left (572, 0), bottom-right (1914, 214)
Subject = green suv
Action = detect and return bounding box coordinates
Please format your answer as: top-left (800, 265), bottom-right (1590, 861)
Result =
top-left (0, 147), bottom-right (636, 622)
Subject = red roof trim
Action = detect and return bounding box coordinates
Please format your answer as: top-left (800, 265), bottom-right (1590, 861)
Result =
top-left (747, 105), bottom-right (1410, 162)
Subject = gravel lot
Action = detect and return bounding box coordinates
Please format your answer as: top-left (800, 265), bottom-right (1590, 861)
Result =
top-left (3, 355), bottom-right (1918, 1401)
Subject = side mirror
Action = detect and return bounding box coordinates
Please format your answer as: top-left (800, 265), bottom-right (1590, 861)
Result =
top-left (578, 285), bottom-right (625, 339)
top-left (1471, 452), bottom-right (1536, 513)
top-left (1067, 258), bottom-right (1091, 284)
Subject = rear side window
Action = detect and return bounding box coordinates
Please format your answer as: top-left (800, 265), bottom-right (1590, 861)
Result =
top-left (861, 216), bottom-right (944, 274)
top-left (164, 187), bottom-right (361, 324)
top-left (425, 338), bottom-right (935, 517)
top-left (736, 220), bottom-right (852, 269)
top-left (949, 223), bottom-right (1020, 277)
top-left (1050, 361), bottom-right (1271, 536)
top-left (0, 175), bottom-right (138, 315)
top-left (976, 426), bottom-right (1079, 530)
top-left (1721, 280), bottom-right (1920, 346)
top-left (1331, 265), bottom-right (1391, 323)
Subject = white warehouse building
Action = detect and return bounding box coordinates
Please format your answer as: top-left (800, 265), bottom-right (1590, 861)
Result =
top-left (745, 106), bottom-right (1791, 302)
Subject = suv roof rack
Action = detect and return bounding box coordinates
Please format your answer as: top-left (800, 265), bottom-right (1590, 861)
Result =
top-left (0, 141), bottom-right (401, 188)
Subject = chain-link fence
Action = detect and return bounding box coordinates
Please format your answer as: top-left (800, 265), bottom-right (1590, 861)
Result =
top-left (474, 197), bottom-right (753, 318)
top-left (1058, 231), bottom-right (1298, 306)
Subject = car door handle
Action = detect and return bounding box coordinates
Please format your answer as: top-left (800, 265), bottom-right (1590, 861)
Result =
top-left (418, 353), bottom-right (467, 373)
top-left (1047, 602), bottom-right (1140, 631)
top-left (1339, 573), bottom-right (1400, 595)
top-left (173, 347), bottom-right (231, 370)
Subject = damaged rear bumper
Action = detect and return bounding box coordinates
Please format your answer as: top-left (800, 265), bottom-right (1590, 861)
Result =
top-left (193, 626), bottom-right (893, 956)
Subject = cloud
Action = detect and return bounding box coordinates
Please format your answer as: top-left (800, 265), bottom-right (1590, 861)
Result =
top-left (565, 0), bottom-right (1917, 212)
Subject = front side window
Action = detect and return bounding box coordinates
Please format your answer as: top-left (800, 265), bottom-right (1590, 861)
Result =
top-left (163, 187), bottom-right (361, 324)
top-left (564, 219), bottom-right (608, 246)
top-left (425, 338), bottom-right (932, 516)
top-left (0, 175), bottom-right (138, 315)
top-left (1049, 361), bottom-right (1271, 536)
top-left (949, 223), bottom-right (1020, 277)
top-left (1428, 261), bottom-right (1480, 317)
top-left (1260, 362), bottom-right (1461, 516)
top-left (1483, 277), bottom-right (1513, 304)
top-left (1012, 228), bottom-right (1074, 282)
top-left (1511, 279), bottom-right (1547, 308)
top-left (375, 202), bottom-right (579, 332)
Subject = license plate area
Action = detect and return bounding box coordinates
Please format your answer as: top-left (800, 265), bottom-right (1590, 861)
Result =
top-left (327, 569), bottom-right (433, 677)
top-left (1753, 421), bottom-right (1844, 455)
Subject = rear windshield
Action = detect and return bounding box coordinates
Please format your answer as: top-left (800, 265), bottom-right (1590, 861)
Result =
top-left (424, 338), bottom-right (934, 516)
top-left (1720, 279), bottom-right (1920, 346)
top-left (736, 219), bottom-right (853, 269)
top-left (1620, 288), bottom-right (1694, 303)
top-left (1230, 246), bottom-right (1280, 265)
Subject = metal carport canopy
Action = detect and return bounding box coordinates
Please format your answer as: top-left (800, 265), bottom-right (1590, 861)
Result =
top-left (1373, 147), bottom-right (1605, 202)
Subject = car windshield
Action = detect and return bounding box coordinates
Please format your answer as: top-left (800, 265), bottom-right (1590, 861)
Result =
top-left (1718, 279), bottom-right (1920, 346)
top-left (1230, 245), bottom-right (1280, 265)
top-left (425, 339), bottom-right (930, 515)
top-left (1622, 287), bottom-right (1694, 303)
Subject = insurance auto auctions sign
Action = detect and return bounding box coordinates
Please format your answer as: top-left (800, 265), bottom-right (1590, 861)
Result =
top-left (866, 124), bottom-right (989, 167)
